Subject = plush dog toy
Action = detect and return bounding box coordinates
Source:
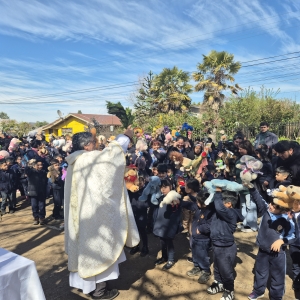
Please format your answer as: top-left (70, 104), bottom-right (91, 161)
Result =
top-left (269, 185), bottom-right (300, 209)
top-left (124, 165), bottom-right (139, 193)
top-left (204, 179), bottom-right (246, 205)
top-left (159, 190), bottom-right (181, 207)
top-left (139, 176), bottom-right (161, 205)
top-left (0, 150), bottom-right (9, 159)
top-left (236, 155), bottom-right (263, 187)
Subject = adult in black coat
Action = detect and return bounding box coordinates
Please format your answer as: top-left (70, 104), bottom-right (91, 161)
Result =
top-left (273, 140), bottom-right (300, 186)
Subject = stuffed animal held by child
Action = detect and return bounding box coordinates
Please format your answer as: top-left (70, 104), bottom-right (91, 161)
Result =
top-left (270, 185), bottom-right (300, 209)
top-left (159, 190), bottom-right (181, 207)
top-left (124, 165), bottom-right (139, 193)
top-left (139, 176), bottom-right (161, 205)
top-left (8, 138), bottom-right (21, 152)
top-left (236, 155), bottom-right (263, 187)
top-left (169, 151), bottom-right (192, 172)
top-left (204, 179), bottom-right (246, 205)
top-left (47, 165), bottom-right (60, 183)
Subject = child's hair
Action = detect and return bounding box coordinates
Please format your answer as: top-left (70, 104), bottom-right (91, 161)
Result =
top-left (157, 163), bottom-right (167, 173)
top-left (160, 178), bottom-right (173, 188)
top-left (15, 156), bottom-right (22, 161)
top-left (0, 159), bottom-right (6, 167)
top-left (271, 201), bottom-right (291, 213)
top-left (222, 191), bottom-right (238, 208)
top-left (186, 178), bottom-right (200, 193)
top-left (50, 159), bottom-right (60, 165)
top-left (166, 164), bottom-right (174, 172)
top-left (276, 167), bottom-right (290, 175)
top-left (152, 161), bottom-right (159, 168)
top-left (5, 157), bottom-right (14, 164)
top-left (196, 190), bottom-right (210, 206)
top-left (255, 148), bottom-right (270, 162)
top-left (206, 165), bottom-right (216, 174)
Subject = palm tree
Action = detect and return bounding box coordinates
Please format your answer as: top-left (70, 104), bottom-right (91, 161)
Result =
top-left (193, 50), bottom-right (242, 111)
top-left (153, 66), bottom-right (193, 113)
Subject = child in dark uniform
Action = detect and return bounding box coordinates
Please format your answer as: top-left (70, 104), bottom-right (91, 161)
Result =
top-left (207, 189), bottom-right (243, 300)
top-left (247, 187), bottom-right (295, 300)
top-left (182, 190), bottom-right (214, 284)
top-left (153, 179), bottom-right (181, 270)
top-left (128, 176), bottom-right (150, 257)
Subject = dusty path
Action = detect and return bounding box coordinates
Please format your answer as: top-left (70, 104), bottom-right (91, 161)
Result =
top-left (0, 197), bottom-right (298, 300)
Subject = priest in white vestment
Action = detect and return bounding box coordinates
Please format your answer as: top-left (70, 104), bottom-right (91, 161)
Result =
top-left (64, 130), bottom-right (140, 300)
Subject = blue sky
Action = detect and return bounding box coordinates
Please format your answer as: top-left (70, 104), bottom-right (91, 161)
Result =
top-left (1, 0), bottom-right (300, 122)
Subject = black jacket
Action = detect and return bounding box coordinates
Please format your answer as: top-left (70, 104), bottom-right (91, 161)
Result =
top-left (0, 170), bottom-right (15, 193)
top-left (25, 167), bottom-right (48, 198)
top-left (210, 192), bottom-right (244, 247)
top-left (181, 201), bottom-right (215, 240)
top-left (249, 188), bottom-right (295, 252)
top-left (128, 187), bottom-right (150, 226)
top-left (276, 146), bottom-right (300, 186)
top-left (153, 194), bottom-right (182, 239)
top-left (291, 212), bottom-right (300, 247)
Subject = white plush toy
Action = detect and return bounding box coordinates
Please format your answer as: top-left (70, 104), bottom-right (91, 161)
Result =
top-left (159, 190), bottom-right (181, 207)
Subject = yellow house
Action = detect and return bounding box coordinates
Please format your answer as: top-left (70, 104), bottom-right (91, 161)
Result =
top-left (43, 113), bottom-right (122, 141)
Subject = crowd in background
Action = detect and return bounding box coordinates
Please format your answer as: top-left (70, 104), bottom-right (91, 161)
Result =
top-left (0, 121), bottom-right (300, 300)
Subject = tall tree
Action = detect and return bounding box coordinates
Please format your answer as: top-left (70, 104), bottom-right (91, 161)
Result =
top-left (0, 112), bottom-right (9, 119)
top-left (134, 71), bottom-right (157, 123)
top-left (106, 101), bottom-right (135, 128)
top-left (153, 66), bottom-right (193, 113)
top-left (193, 50), bottom-right (241, 111)
top-left (77, 110), bottom-right (83, 114)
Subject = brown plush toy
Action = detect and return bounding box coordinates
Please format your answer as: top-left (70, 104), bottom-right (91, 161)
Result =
top-left (47, 165), bottom-right (60, 183)
top-left (124, 164), bottom-right (139, 192)
top-left (169, 151), bottom-right (191, 172)
top-left (272, 185), bottom-right (300, 209)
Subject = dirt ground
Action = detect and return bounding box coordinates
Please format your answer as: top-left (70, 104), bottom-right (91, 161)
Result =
top-left (0, 196), bottom-right (299, 300)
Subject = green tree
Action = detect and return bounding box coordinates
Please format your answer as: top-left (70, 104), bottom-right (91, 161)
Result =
top-left (134, 71), bottom-right (157, 124)
top-left (35, 121), bottom-right (49, 128)
top-left (106, 101), bottom-right (135, 128)
top-left (77, 110), bottom-right (83, 114)
top-left (193, 50), bottom-right (241, 111)
top-left (0, 112), bottom-right (9, 119)
top-left (153, 66), bottom-right (192, 113)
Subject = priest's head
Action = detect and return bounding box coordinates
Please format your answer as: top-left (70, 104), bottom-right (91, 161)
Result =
top-left (72, 132), bottom-right (96, 152)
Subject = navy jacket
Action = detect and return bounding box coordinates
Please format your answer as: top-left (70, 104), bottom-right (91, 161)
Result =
top-left (249, 188), bottom-right (295, 252)
top-left (210, 192), bottom-right (244, 247)
top-left (0, 170), bottom-right (12, 193)
top-left (25, 167), bottom-right (48, 198)
top-left (153, 194), bottom-right (182, 239)
top-left (128, 187), bottom-right (150, 226)
top-left (291, 212), bottom-right (300, 247)
top-left (181, 201), bottom-right (215, 240)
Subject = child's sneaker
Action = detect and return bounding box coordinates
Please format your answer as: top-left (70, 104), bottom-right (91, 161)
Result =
top-left (186, 266), bottom-right (201, 277)
top-left (248, 291), bottom-right (264, 300)
top-left (207, 280), bottom-right (224, 294)
top-left (198, 270), bottom-right (211, 284)
top-left (221, 289), bottom-right (234, 300)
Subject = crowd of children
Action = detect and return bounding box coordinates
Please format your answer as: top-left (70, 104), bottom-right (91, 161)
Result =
top-left (1, 124), bottom-right (300, 300)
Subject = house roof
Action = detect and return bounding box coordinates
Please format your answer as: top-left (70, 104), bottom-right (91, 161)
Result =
top-left (43, 113), bottom-right (122, 130)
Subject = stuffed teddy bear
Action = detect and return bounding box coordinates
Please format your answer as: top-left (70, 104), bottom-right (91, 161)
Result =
top-left (236, 155), bottom-right (263, 187)
top-left (124, 165), bottom-right (139, 193)
top-left (169, 151), bottom-right (192, 172)
top-left (181, 122), bottom-right (193, 131)
top-left (204, 179), bottom-right (246, 205)
top-left (47, 165), bottom-right (60, 183)
top-left (159, 190), bottom-right (181, 207)
top-left (139, 176), bottom-right (161, 205)
top-left (270, 185), bottom-right (300, 209)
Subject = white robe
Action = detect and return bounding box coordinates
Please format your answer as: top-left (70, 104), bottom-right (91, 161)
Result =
top-left (64, 135), bottom-right (140, 283)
